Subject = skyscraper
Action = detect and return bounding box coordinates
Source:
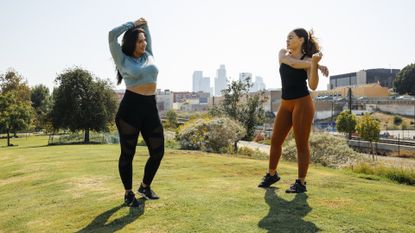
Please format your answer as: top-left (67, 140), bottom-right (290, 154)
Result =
top-left (192, 71), bottom-right (203, 92)
top-left (253, 76), bottom-right (266, 92)
top-left (193, 70), bottom-right (210, 93)
top-left (201, 77), bottom-right (210, 93)
top-left (214, 64), bottom-right (228, 96)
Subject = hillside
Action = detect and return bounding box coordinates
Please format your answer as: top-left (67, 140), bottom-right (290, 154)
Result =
top-left (0, 136), bottom-right (414, 232)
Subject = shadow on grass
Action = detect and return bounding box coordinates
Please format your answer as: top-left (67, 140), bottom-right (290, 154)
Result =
top-left (77, 198), bottom-right (146, 233)
top-left (258, 187), bottom-right (320, 233)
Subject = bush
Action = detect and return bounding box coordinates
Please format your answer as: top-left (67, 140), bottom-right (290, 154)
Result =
top-left (351, 162), bottom-right (415, 185)
top-left (227, 145), bottom-right (268, 159)
top-left (393, 115), bottom-right (402, 125)
top-left (176, 117), bottom-right (246, 153)
top-left (387, 150), bottom-right (415, 159)
top-left (48, 131), bottom-right (113, 145)
top-left (282, 133), bottom-right (365, 167)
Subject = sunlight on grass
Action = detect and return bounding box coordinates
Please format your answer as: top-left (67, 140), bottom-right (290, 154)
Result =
top-left (0, 136), bottom-right (414, 232)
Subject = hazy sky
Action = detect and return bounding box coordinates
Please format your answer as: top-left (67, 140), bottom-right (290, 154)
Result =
top-left (1, 0), bottom-right (414, 92)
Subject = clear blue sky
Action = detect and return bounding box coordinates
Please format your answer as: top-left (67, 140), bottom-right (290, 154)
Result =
top-left (1, 0), bottom-right (414, 92)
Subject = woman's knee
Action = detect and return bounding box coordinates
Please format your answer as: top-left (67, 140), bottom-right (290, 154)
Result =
top-left (149, 147), bottom-right (164, 161)
top-left (271, 136), bottom-right (285, 147)
top-left (119, 153), bottom-right (134, 167)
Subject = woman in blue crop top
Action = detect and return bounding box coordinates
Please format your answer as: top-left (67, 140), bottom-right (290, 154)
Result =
top-left (109, 18), bottom-right (164, 207)
top-left (258, 28), bottom-right (329, 193)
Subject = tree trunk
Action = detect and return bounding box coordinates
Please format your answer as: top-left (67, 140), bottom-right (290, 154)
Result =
top-left (7, 129), bottom-right (11, 146)
top-left (371, 142), bottom-right (374, 161)
top-left (234, 141), bottom-right (238, 154)
top-left (84, 129), bottom-right (90, 143)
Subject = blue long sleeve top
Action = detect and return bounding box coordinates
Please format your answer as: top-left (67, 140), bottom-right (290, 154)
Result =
top-left (108, 22), bottom-right (158, 87)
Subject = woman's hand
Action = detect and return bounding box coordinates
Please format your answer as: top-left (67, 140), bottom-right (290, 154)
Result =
top-left (134, 18), bottom-right (147, 27)
top-left (318, 65), bottom-right (329, 77)
top-left (311, 52), bottom-right (323, 63)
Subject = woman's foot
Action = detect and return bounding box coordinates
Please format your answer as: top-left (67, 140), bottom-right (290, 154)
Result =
top-left (258, 173), bottom-right (281, 188)
top-left (124, 191), bottom-right (140, 207)
top-left (138, 184), bottom-right (159, 200)
top-left (285, 179), bottom-right (307, 193)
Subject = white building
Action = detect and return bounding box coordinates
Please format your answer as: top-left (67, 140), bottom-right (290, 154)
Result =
top-left (252, 76), bottom-right (266, 92)
top-left (214, 64), bottom-right (228, 96)
top-left (193, 70), bottom-right (210, 93)
top-left (192, 71), bottom-right (203, 92)
top-left (156, 89), bottom-right (173, 112)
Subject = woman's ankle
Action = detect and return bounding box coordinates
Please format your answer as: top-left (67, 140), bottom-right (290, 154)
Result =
top-left (268, 169), bottom-right (277, 176)
top-left (298, 178), bottom-right (306, 185)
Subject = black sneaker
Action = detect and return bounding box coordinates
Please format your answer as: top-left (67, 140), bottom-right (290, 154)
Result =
top-left (138, 184), bottom-right (159, 200)
top-left (285, 179), bottom-right (307, 193)
top-left (258, 173), bottom-right (281, 188)
top-left (124, 191), bottom-right (140, 207)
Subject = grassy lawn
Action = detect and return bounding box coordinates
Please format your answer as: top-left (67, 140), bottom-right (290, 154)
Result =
top-left (0, 136), bottom-right (414, 232)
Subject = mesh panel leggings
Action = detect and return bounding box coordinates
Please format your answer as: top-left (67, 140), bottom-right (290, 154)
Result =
top-left (269, 95), bottom-right (315, 179)
top-left (116, 90), bottom-right (164, 190)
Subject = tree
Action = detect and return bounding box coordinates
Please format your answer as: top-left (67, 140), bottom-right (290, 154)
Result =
top-left (0, 69), bottom-right (34, 138)
top-left (394, 63), bottom-right (415, 95)
top-left (0, 92), bottom-right (33, 146)
top-left (336, 110), bottom-right (357, 139)
top-left (219, 77), bottom-right (267, 140)
top-left (31, 84), bottom-right (52, 131)
top-left (0, 68), bottom-right (30, 101)
top-left (50, 67), bottom-right (118, 143)
top-left (356, 113), bottom-right (380, 160)
top-left (166, 109), bottom-right (178, 128)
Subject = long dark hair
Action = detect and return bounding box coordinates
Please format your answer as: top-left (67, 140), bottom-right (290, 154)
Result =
top-left (116, 27), bottom-right (146, 85)
top-left (293, 28), bottom-right (320, 58)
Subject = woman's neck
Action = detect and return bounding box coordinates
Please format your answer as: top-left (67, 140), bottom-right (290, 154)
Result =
top-left (290, 48), bottom-right (303, 59)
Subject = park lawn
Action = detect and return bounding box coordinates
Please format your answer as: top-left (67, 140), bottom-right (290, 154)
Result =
top-left (0, 136), bottom-right (414, 233)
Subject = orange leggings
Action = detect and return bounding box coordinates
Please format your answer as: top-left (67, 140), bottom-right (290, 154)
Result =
top-left (269, 95), bottom-right (315, 179)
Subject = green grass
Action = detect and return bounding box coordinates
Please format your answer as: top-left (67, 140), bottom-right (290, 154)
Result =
top-left (351, 162), bottom-right (415, 185)
top-left (1, 136), bottom-right (415, 232)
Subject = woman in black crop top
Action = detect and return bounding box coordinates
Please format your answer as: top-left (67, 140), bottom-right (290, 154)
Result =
top-left (258, 28), bottom-right (329, 193)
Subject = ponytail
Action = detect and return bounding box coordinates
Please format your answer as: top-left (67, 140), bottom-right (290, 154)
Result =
top-left (293, 28), bottom-right (320, 58)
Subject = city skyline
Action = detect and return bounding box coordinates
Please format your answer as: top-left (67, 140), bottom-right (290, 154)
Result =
top-left (1, 0), bottom-right (414, 92)
top-left (192, 66), bottom-right (267, 96)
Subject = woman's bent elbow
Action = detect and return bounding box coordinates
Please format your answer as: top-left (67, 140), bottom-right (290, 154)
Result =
top-left (309, 84), bottom-right (317, 91)
top-left (108, 31), bottom-right (116, 42)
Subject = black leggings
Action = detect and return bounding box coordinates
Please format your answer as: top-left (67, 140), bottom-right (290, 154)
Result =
top-left (116, 90), bottom-right (164, 190)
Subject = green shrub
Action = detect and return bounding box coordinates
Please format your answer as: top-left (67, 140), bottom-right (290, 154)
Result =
top-left (282, 133), bottom-right (365, 167)
top-left (393, 115), bottom-right (402, 125)
top-left (232, 146), bottom-right (268, 159)
top-left (176, 116), bottom-right (246, 153)
top-left (351, 162), bottom-right (415, 185)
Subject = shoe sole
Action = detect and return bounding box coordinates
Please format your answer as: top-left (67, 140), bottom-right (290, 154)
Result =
top-left (124, 199), bottom-right (140, 207)
top-left (137, 191), bottom-right (159, 200)
top-left (285, 190), bottom-right (307, 193)
top-left (137, 191), bottom-right (150, 200)
top-left (258, 177), bottom-right (281, 188)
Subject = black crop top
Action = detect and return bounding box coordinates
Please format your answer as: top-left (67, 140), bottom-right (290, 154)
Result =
top-left (279, 55), bottom-right (309, 100)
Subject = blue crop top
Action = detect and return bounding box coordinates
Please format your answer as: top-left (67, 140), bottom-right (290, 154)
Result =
top-left (279, 55), bottom-right (310, 100)
top-left (108, 22), bottom-right (158, 87)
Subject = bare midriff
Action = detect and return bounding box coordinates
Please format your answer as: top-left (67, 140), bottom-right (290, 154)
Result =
top-left (127, 83), bottom-right (157, 96)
